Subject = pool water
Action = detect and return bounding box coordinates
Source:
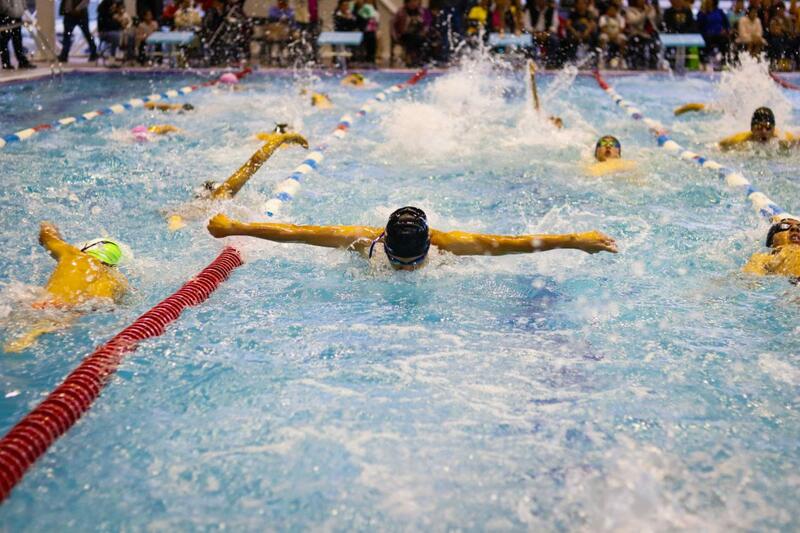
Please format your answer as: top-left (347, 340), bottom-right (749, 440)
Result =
top-left (1, 59), bottom-right (799, 530)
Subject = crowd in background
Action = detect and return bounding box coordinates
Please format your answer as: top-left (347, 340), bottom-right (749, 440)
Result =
top-left (1, 0), bottom-right (799, 70)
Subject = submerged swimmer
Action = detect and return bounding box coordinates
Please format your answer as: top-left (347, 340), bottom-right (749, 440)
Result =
top-left (311, 92), bottom-right (334, 109)
top-left (586, 135), bottom-right (637, 176)
top-left (166, 132), bottom-right (308, 230)
top-left (4, 223), bottom-right (129, 352)
top-left (144, 102), bottom-right (195, 113)
top-left (718, 107), bottom-right (799, 151)
top-left (743, 217), bottom-right (800, 280)
top-left (207, 206), bottom-right (618, 271)
top-left (131, 124), bottom-right (181, 142)
top-left (341, 73), bottom-right (367, 87)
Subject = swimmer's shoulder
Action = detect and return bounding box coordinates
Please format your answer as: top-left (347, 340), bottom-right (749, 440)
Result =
top-left (585, 159), bottom-right (637, 177)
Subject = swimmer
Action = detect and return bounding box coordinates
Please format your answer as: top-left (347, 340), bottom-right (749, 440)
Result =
top-left (743, 217), bottom-right (800, 280)
top-left (144, 102), bottom-right (195, 113)
top-left (131, 124), bottom-right (181, 142)
top-left (341, 73), bottom-right (367, 87)
top-left (3, 223), bottom-right (129, 352)
top-left (255, 123), bottom-right (294, 142)
top-left (166, 132), bottom-right (309, 231)
top-left (311, 92), bottom-right (334, 109)
top-left (207, 206), bottom-right (618, 271)
top-left (673, 102), bottom-right (715, 116)
top-left (718, 107), bottom-right (799, 151)
top-left (586, 135), bottom-right (637, 176)
top-left (528, 61), bottom-right (563, 128)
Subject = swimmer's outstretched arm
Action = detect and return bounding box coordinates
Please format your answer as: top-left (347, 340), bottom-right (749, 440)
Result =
top-left (674, 103), bottom-right (709, 116)
top-left (39, 222), bottom-right (80, 260)
top-left (430, 229), bottom-right (618, 255)
top-left (208, 214), bottom-right (382, 250)
top-left (718, 131), bottom-right (751, 151)
top-left (211, 133), bottom-right (309, 200)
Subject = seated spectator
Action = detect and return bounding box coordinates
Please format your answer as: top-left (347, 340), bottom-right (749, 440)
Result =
top-left (737, 5), bottom-right (765, 55)
top-left (391, 0), bottom-right (432, 66)
top-left (0, 0), bottom-right (36, 69)
top-left (563, 0), bottom-right (597, 61)
top-left (727, 0), bottom-right (746, 37)
top-left (333, 0), bottom-right (358, 30)
top-left (174, 0), bottom-right (201, 29)
top-left (97, 0), bottom-right (123, 59)
top-left (767, 1), bottom-right (793, 67)
top-left (697, 0), bottom-right (730, 64)
top-left (663, 0), bottom-right (696, 32)
top-left (527, 0), bottom-right (561, 67)
top-left (162, 0), bottom-right (179, 28)
top-left (599, 2), bottom-right (626, 66)
top-left (466, 0), bottom-right (490, 37)
top-left (265, 0), bottom-right (296, 43)
top-left (494, 0), bottom-right (523, 35)
top-left (625, 0), bottom-right (659, 68)
top-left (135, 9), bottom-right (159, 62)
top-left (790, 0), bottom-right (800, 65)
top-left (356, 0), bottom-right (379, 63)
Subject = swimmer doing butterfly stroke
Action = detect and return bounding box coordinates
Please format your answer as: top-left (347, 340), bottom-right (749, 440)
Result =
top-left (208, 207), bottom-right (618, 271)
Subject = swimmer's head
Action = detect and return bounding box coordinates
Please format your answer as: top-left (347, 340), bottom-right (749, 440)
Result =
top-left (80, 238), bottom-right (123, 266)
top-left (766, 218), bottom-right (800, 248)
top-left (751, 107), bottom-right (776, 142)
top-left (369, 206), bottom-right (431, 270)
top-left (194, 180), bottom-right (219, 199)
top-left (182, 103), bottom-right (195, 111)
top-left (219, 72), bottom-right (239, 85)
top-left (344, 73), bottom-right (365, 85)
top-left (595, 135), bottom-right (621, 161)
top-left (273, 122), bottom-right (291, 134)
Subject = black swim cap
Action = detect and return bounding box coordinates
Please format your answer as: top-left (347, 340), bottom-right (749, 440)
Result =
top-left (384, 206), bottom-right (430, 260)
top-left (766, 218), bottom-right (800, 247)
top-left (751, 107), bottom-right (775, 129)
top-left (182, 103), bottom-right (195, 111)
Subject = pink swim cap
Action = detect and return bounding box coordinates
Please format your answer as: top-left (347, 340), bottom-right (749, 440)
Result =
top-left (131, 125), bottom-right (147, 133)
top-left (131, 125), bottom-right (149, 142)
top-left (219, 73), bottom-right (239, 84)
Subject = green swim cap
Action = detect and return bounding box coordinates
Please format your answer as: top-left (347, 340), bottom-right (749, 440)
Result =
top-left (80, 238), bottom-right (123, 266)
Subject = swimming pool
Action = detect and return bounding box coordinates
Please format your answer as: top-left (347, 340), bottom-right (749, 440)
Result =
top-left (1, 60), bottom-right (799, 530)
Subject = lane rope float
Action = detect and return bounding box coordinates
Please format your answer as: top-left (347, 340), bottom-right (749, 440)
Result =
top-left (769, 72), bottom-right (800, 91)
top-left (262, 69), bottom-right (428, 218)
top-left (593, 70), bottom-right (795, 221)
top-left (0, 246), bottom-right (243, 503)
top-left (0, 68), bottom-right (252, 150)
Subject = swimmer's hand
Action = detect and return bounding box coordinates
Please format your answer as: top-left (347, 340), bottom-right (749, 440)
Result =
top-left (167, 214), bottom-right (186, 232)
top-left (574, 231), bottom-right (618, 254)
top-left (275, 132), bottom-right (309, 149)
top-left (549, 116), bottom-right (564, 128)
top-left (208, 213), bottom-right (235, 238)
top-left (39, 221), bottom-right (61, 245)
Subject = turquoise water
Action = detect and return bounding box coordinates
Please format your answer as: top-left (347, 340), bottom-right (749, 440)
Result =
top-left (1, 62), bottom-right (799, 530)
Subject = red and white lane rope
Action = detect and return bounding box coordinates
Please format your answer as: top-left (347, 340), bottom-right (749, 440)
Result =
top-left (0, 246), bottom-right (243, 503)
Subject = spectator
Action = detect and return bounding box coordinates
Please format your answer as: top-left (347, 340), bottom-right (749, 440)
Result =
top-left (727, 0), bottom-right (746, 34)
top-left (662, 0), bottom-right (696, 32)
top-left (201, 0), bottom-right (225, 62)
top-left (697, 0), bottom-right (730, 64)
top-left (492, 0), bottom-right (524, 35)
top-left (356, 0), bottom-right (379, 63)
top-left (98, 0), bottom-right (124, 59)
top-left (135, 9), bottom-right (159, 62)
top-left (790, 0), bottom-right (800, 64)
top-left (333, 0), bottom-right (358, 30)
top-left (527, 0), bottom-right (561, 67)
top-left (625, 0), bottom-right (659, 68)
top-left (466, 0), bottom-right (490, 37)
top-left (174, 0), bottom-right (202, 29)
top-left (392, 0), bottom-right (432, 66)
top-left (58, 0), bottom-right (99, 63)
top-left (767, 1), bottom-right (792, 66)
top-left (737, 5), bottom-right (766, 54)
top-left (162, 0), bottom-right (179, 28)
top-left (563, 0), bottom-right (597, 61)
top-left (0, 0), bottom-right (35, 69)
top-left (137, 0), bottom-right (164, 21)
top-left (599, 2), bottom-right (626, 66)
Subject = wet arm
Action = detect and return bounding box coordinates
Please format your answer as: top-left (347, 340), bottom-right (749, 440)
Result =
top-left (430, 229), bottom-right (618, 256)
top-left (211, 133), bottom-right (308, 199)
top-left (38, 222), bottom-right (79, 260)
top-left (207, 214), bottom-right (382, 249)
top-left (718, 131), bottom-right (751, 151)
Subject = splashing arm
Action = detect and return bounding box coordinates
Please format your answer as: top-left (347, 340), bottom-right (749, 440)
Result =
top-left (430, 229), bottom-right (618, 255)
top-left (674, 103), bottom-right (708, 115)
top-left (207, 214), bottom-right (382, 250)
top-left (211, 133), bottom-right (309, 200)
top-left (718, 131), bottom-right (752, 151)
top-left (39, 222), bottom-right (79, 261)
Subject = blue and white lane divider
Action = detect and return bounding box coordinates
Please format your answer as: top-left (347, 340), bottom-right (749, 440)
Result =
top-left (593, 71), bottom-right (795, 222)
top-left (0, 68), bottom-right (251, 150)
top-left (263, 69), bottom-right (428, 218)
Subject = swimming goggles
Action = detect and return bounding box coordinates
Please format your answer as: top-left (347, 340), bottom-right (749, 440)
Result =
top-left (597, 136), bottom-right (621, 149)
top-left (773, 220), bottom-right (800, 234)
